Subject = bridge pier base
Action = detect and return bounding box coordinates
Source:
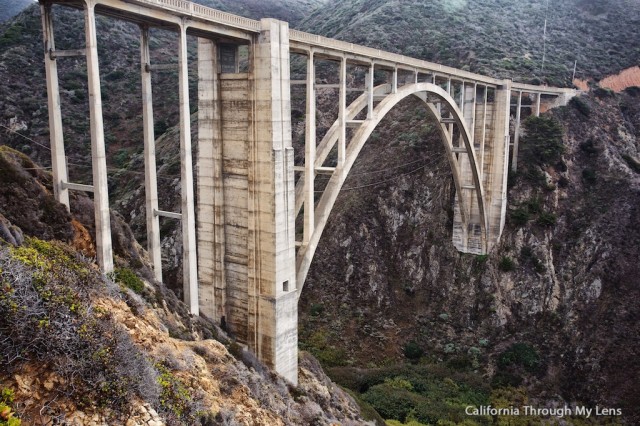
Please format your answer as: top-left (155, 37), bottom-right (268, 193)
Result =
top-left (196, 19), bottom-right (298, 384)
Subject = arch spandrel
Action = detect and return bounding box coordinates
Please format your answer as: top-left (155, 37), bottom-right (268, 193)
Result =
top-left (296, 83), bottom-right (489, 297)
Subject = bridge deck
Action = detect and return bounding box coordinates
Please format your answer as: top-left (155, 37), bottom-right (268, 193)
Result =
top-left (46, 0), bottom-right (574, 95)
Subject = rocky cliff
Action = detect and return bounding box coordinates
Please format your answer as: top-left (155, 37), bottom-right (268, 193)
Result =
top-left (298, 88), bottom-right (640, 423)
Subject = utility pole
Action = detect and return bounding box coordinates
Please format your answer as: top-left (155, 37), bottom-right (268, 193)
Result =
top-left (572, 60), bottom-right (577, 81)
top-left (541, 0), bottom-right (549, 73)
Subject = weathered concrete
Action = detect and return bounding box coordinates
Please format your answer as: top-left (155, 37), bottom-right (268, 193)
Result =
top-left (140, 26), bottom-right (162, 282)
top-left (40, 0), bottom-right (576, 385)
top-left (84, 0), bottom-right (113, 273)
top-left (178, 22), bottom-right (199, 315)
top-left (246, 18), bottom-right (298, 384)
top-left (41, 4), bottom-right (69, 209)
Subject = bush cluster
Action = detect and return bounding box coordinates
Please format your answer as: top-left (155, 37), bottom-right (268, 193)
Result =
top-left (492, 343), bottom-right (543, 389)
top-left (0, 239), bottom-right (159, 418)
top-left (521, 116), bottom-right (565, 166)
top-left (329, 364), bottom-right (489, 425)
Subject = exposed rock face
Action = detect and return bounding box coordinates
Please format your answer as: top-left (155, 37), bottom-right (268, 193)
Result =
top-left (0, 155), bottom-right (369, 426)
top-left (299, 90), bottom-right (640, 421)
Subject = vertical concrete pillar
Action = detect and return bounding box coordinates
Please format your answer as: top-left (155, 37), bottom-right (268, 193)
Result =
top-left (41, 4), bottom-right (69, 210)
top-left (84, 0), bottom-right (113, 273)
top-left (367, 63), bottom-right (374, 119)
top-left (463, 84), bottom-right (475, 144)
top-left (486, 81), bottom-right (511, 247)
top-left (511, 91), bottom-right (522, 172)
top-left (534, 93), bottom-right (541, 117)
top-left (140, 26), bottom-right (162, 282)
top-left (446, 78), bottom-right (453, 138)
top-left (248, 18), bottom-right (297, 384)
top-left (178, 22), bottom-right (199, 315)
top-left (303, 51), bottom-right (315, 245)
top-left (455, 83), bottom-right (481, 253)
top-left (338, 57), bottom-right (347, 166)
top-left (197, 38), bottom-right (227, 320)
top-left (480, 86), bottom-right (488, 182)
top-left (391, 66), bottom-right (398, 94)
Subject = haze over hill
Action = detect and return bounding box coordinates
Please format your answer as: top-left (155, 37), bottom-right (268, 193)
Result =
top-left (0, 0), bottom-right (32, 23)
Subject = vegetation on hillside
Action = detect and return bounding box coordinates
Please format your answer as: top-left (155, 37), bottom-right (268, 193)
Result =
top-left (0, 0), bottom-right (31, 23)
top-left (299, 0), bottom-right (640, 86)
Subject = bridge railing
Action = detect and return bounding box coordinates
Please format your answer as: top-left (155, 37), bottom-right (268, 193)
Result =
top-left (124, 0), bottom-right (573, 94)
top-left (131, 0), bottom-right (261, 31)
top-left (289, 29), bottom-right (501, 86)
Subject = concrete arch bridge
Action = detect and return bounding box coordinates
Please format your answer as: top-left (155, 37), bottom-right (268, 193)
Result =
top-left (38, 0), bottom-right (576, 384)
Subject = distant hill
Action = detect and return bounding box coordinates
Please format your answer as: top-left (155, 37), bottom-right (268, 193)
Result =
top-left (299, 0), bottom-right (640, 86)
top-left (199, 0), bottom-right (326, 24)
top-left (0, 0), bottom-right (32, 23)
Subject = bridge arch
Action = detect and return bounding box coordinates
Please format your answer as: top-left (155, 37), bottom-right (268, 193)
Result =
top-left (295, 82), bottom-right (488, 295)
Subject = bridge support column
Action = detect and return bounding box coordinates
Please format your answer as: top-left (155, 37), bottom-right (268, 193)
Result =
top-left (338, 57), bottom-right (347, 166)
top-left (511, 91), bottom-right (522, 172)
top-left (140, 26), bottom-right (162, 282)
top-left (197, 38), bottom-right (227, 321)
top-left (485, 81), bottom-right (511, 247)
top-left (84, 0), bottom-right (113, 273)
top-left (178, 23), bottom-right (199, 315)
top-left (248, 18), bottom-right (297, 384)
top-left (453, 83), bottom-right (484, 252)
top-left (304, 51), bottom-right (315, 244)
top-left (41, 3), bottom-right (69, 210)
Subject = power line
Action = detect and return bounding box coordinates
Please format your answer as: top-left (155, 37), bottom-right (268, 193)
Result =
top-left (0, 124), bottom-right (52, 152)
top-left (315, 155), bottom-right (448, 193)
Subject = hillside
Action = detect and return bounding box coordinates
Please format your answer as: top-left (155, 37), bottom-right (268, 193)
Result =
top-left (0, 0), bottom-right (31, 23)
top-left (299, 0), bottom-right (640, 86)
top-left (0, 145), bottom-right (369, 425)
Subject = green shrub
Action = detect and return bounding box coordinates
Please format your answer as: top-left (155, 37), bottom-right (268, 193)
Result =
top-left (580, 138), bottom-right (601, 155)
top-left (498, 256), bottom-right (515, 272)
top-left (0, 239), bottom-right (159, 417)
top-left (536, 212), bottom-right (557, 227)
top-left (510, 207), bottom-right (530, 226)
top-left (491, 370), bottom-right (523, 388)
top-left (593, 87), bottom-right (614, 99)
top-left (623, 86), bottom-right (640, 96)
top-left (497, 343), bottom-right (540, 373)
top-left (403, 341), bottom-right (424, 360)
top-left (569, 96), bottom-right (591, 117)
top-left (521, 116), bottom-right (565, 166)
top-left (155, 363), bottom-right (201, 423)
top-left (111, 267), bottom-right (145, 294)
top-left (309, 303), bottom-right (324, 316)
top-left (520, 246), bottom-right (533, 259)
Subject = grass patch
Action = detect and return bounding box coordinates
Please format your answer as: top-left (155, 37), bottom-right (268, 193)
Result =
top-left (110, 267), bottom-right (145, 294)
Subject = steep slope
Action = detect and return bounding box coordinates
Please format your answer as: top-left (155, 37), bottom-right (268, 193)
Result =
top-left (0, 0), bottom-right (31, 23)
top-left (299, 0), bottom-right (640, 86)
top-left (299, 89), bottom-right (640, 423)
top-left (0, 146), bottom-right (369, 426)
